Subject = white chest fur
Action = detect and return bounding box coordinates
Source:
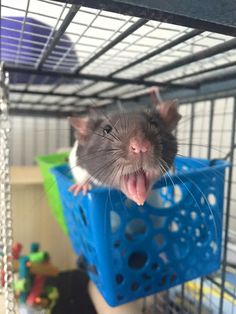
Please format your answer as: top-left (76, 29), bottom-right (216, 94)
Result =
top-left (69, 140), bottom-right (90, 184)
top-left (69, 140), bottom-right (101, 186)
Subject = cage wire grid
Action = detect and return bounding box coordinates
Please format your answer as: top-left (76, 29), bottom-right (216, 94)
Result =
top-left (1, 0), bottom-right (236, 114)
top-left (1, 0), bottom-right (236, 313)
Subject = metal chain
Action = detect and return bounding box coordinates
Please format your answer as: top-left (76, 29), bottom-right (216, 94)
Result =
top-left (0, 63), bottom-right (16, 313)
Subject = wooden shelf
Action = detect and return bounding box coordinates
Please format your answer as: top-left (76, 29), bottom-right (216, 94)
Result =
top-left (10, 166), bottom-right (43, 185)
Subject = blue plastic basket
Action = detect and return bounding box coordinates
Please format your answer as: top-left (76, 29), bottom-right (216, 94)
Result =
top-left (51, 157), bottom-right (229, 306)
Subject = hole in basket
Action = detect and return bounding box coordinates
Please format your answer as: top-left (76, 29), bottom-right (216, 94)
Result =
top-left (159, 252), bottom-right (169, 264)
top-left (190, 211), bottom-right (198, 220)
top-left (173, 238), bottom-right (189, 259)
top-left (169, 219), bottom-right (180, 233)
top-left (170, 273), bottom-right (177, 283)
top-left (131, 282), bottom-right (139, 291)
top-left (154, 234), bottom-right (166, 249)
top-left (208, 193), bottom-right (216, 206)
top-left (149, 215), bottom-right (166, 228)
top-left (117, 295), bottom-right (124, 301)
top-left (125, 219), bottom-right (147, 241)
top-left (181, 165), bottom-right (189, 172)
top-left (128, 251), bottom-right (147, 269)
top-left (173, 185), bottom-right (183, 203)
top-left (199, 225), bottom-right (209, 242)
top-left (116, 274), bottom-right (124, 285)
top-left (79, 206), bottom-right (87, 226)
top-left (151, 263), bottom-right (159, 271)
top-left (203, 251), bottom-right (211, 260)
top-left (146, 189), bottom-right (164, 208)
top-left (201, 212), bottom-right (206, 218)
top-left (180, 209), bottom-right (186, 216)
top-left (210, 241), bottom-right (218, 253)
top-left (144, 285), bottom-right (151, 292)
top-left (209, 214), bottom-right (214, 221)
top-left (114, 240), bottom-right (120, 248)
top-left (142, 273), bottom-right (151, 280)
top-left (160, 275), bottom-right (167, 286)
top-left (200, 197), bottom-right (205, 205)
top-left (110, 211), bottom-right (121, 233)
top-left (161, 187), bottom-right (168, 195)
top-left (195, 228), bottom-right (200, 237)
top-left (164, 201), bottom-right (172, 208)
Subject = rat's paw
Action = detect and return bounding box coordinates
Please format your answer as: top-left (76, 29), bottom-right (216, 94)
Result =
top-left (68, 183), bottom-right (90, 196)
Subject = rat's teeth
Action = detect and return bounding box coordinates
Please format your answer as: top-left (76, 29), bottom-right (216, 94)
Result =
top-left (136, 199), bottom-right (144, 206)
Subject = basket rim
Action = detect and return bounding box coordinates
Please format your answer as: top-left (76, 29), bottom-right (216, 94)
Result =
top-left (51, 156), bottom-right (230, 194)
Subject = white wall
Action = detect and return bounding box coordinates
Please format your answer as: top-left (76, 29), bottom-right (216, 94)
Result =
top-left (9, 116), bottom-right (70, 165)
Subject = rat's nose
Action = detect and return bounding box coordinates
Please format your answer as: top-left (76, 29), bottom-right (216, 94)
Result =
top-left (129, 137), bottom-right (150, 154)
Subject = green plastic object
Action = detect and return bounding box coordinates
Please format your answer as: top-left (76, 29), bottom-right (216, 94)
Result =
top-left (14, 279), bottom-right (27, 292)
top-left (28, 252), bottom-right (48, 263)
top-left (36, 152), bottom-right (69, 234)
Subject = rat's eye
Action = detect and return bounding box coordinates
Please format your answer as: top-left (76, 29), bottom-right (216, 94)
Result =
top-left (103, 124), bottom-right (113, 136)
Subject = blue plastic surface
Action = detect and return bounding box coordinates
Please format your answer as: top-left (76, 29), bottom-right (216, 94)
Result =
top-left (51, 157), bottom-right (228, 306)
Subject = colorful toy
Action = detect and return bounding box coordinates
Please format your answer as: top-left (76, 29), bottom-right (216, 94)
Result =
top-left (12, 242), bottom-right (59, 313)
top-left (12, 242), bottom-right (23, 259)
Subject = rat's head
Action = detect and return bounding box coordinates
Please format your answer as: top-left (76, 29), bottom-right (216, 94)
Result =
top-left (69, 101), bottom-right (181, 205)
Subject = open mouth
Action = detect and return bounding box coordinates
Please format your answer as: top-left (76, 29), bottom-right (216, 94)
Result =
top-left (120, 169), bottom-right (153, 206)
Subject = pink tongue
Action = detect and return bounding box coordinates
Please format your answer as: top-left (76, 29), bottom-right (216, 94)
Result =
top-left (122, 172), bottom-right (149, 205)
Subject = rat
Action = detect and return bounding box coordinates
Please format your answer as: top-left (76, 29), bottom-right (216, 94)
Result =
top-left (68, 101), bottom-right (181, 205)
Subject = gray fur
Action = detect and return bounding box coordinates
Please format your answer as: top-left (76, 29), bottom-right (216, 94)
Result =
top-left (73, 109), bottom-right (178, 188)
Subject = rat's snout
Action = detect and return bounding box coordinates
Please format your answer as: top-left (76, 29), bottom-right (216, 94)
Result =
top-left (129, 137), bottom-right (150, 154)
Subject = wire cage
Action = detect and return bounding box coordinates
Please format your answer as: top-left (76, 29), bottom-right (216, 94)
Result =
top-left (1, 0), bottom-right (236, 313)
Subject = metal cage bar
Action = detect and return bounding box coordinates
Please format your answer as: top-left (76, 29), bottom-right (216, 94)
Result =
top-left (0, 63), bottom-right (16, 313)
top-left (5, 65), bottom-right (195, 89)
top-left (197, 99), bottom-right (215, 314)
top-left (52, 0), bottom-right (236, 36)
top-left (85, 29), bottom-right (203, 98)
top-left (89, 36), bottom-right (236, 99)
top-left (108, 29), bottom-right (203, 77)
top-left (219, 98), bottom-right (236, 313)
top-left (36, 4), bottom-right (80, 70)
top-left (138, 38), bottom-right (236, 79)
top-left (75, 18), bottom-right (147, 73)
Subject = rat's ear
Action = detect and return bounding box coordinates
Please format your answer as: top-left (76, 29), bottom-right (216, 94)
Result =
top-left (87, 107), bottom-right (97, 117)
top-left (68, 117), bottom-right (90, 142)
top-left (156, 100), bottom-right (182, 131)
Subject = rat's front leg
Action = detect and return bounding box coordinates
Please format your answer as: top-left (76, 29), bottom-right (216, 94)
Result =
top-left (69, 182), bottom-right (91, 196)
top-left (69, 140), bottom-right (91, 196)
top-left (68, 165), bottom-right (91, 196)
